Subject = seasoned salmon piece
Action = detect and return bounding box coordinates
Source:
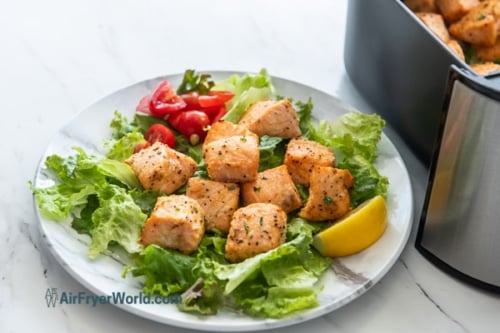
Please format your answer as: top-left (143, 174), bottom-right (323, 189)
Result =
top-left (436, 0), bottom-right (480, 22)
top-left (475, 39), bottom-right (500, 61)
top-left (204, 120), bottom-right (249, 144)
top-left (404, 0), bottom-right (438, 13)
top-left (241, 165), bottom-right (302, 213)
top-left (446, 39), bottom-right (466, 60)
top-left (203, 121), bottom-right (260, 183)
top-left (125, 141), bottom-right (197, 194)
top-left (225, 203), bottom-right (287, 263)
top-left (470, 61), bottom-right (500, 75)
top-left (238, 99), bottom-right (301, 139)
top-left (416, 12), bottom-right (450, 41)
top-left (186, 177), bottom-right (240, 233)
top-left (299, 166), bottom-right (354, 221)
top-left (449, 0), bottom-right (500, 46)
top-left (284, 138), bottom-right (335, 186)
top-left (140, 195), bottom-right (205, 254)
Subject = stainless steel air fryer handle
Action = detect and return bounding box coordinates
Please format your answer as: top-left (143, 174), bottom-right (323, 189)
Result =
top-left (416, 65), bottom-right (500, 292)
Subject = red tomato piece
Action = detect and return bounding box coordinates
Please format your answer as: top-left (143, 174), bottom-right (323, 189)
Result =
top-left (144, 123), bottom-right (176, 148)
top-left (199, 105), bottom-right (222, 121)
top-left (136, 95), bottom-right (152, 114)
top-left (134, 141), bottom-right (152, 153)
top-left (180, 92), bottom-right (201, 111)
top-left (168, 110), bottom-right (211, 145)
top-left (198, 90), bottom-right (234, 109)
top-left (208, 90), bottom-right (235, 102)
top-left (210, 106), bottom-right (227, 123)
top-left (198, 96), bottom-right (224, 109)
top-left (149, 80), bottom-right (186, 117)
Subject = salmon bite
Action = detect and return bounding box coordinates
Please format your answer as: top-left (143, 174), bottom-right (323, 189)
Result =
top-left (125, 141), bottom-right (197, 194)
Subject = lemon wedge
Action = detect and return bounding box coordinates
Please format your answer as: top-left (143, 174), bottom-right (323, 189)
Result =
top-left (312, 195), bottom-right (388, 257)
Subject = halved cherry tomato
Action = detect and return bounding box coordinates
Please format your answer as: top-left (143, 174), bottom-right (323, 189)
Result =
top-left (180, 92), bottom-right (201, 110)
top-left (199, 105), bottom-right (221, 122)
top-left (168, 110), bottom-right (210, 145)
top-left (134, 141), bottom-right (151, 153)
top-left (210, 106), bottom-right (227, 123)
top-left (136, 95), bottom-right (152, 114)
top-left (145, 123), bottom-right (176, 148)
top-left (198, 91), bottom-right (234, 109)
top-left (149, 80), bottom-right (186, 117)
top-left (209, 90), bottom-right (235, 100)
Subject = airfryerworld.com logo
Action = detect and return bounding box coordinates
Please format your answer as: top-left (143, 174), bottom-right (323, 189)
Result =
top-left (45, 288), bottom-right (181, 308)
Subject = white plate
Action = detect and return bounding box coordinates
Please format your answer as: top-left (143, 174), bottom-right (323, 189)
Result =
top-left (33, 71), bottom-right (414, 332)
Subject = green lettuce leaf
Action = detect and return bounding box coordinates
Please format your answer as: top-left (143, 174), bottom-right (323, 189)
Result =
top-left (33, 146), bottom-right (148, 258)
top-left (33, 183), bottom-right (96, 222)
top-left (295, 97), bottom-right (314, 137)
top-left (33, 148), bottom-right (105, 221)
top-left (133, 112), bottom-right (168, 134)
top-left (176, 69), bottom-right (215, 95)
top-left (109, 110), bottom-right (139, 140)
top-left (129, 188), bottom-right (162, 216)
top-left (214, 69), bottom-right (275, 123)
top-left (128, 245), bottom-right (197, 295)
top-left (97, 159), bottom-right (141, 189)
top-left (105, 130), bottom-right (145, 162)
top-left (338, 155), bottom-right (389, 207)
top-left (235, 286), bottom-right (319, 318)
top-left (307, 111), bottom-right (389, 207)
top-left (258, 135), bottom-right (285, 171)
top-left (178, 233), bottom-right (227, 314)
top-left (71, 194), bottom-right (99, 234)
top-left (214, 218), bottom-right (331, 317)
top-left (309, 111), bottom-right (385, 163)
top-left (88, 184), bottom-right (146, 258)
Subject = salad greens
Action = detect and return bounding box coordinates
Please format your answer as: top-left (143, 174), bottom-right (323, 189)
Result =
top-left (307, 112), bottom-right (388, 207)
top-left (215, 68), bottom-right (275, 123)
top-left (32, 147), bottom-right (152, 259)
top-left (32, 69), bottom-right (388, 318)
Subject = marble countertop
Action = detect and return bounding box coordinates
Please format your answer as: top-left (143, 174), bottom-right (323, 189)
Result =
top-left (1, 0), bottom-right (499, 332)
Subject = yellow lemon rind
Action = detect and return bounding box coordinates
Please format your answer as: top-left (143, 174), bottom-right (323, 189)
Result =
top-left (312, 195), bottom-right (388, 257)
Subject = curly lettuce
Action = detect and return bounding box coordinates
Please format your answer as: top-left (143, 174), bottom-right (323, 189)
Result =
top-left (214, 68), bottom-right (275, 123)
top-left (126, 218), bottom-right (331, 318)
top-left (306, 111), bottom-right (389, 206)
top-left (32, 147), bottom-right (149, 259)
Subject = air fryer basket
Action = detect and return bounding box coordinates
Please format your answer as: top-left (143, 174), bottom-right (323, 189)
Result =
top-left (344, 0), bottom-right (470, 165)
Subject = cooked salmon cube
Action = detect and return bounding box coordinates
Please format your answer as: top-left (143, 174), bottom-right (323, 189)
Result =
top-left (475, 39), bottom-right (500, 61)
top-left (404, 0), bottom-right (438, 13)
top-left (225, 203), bottom-right (287, 263)
top-left (284, 137), bottom-right (335, 186)
top-left (436, 0), bottom-right (480, 22)
top-left (238, 99), bottom-right (301, 139)
top-left (298, 166), bottom-right (354, 221)
top-left (241, 165), bottom-right (302, 213)
top-left (204, 120), bottom-right (249, 144)
top-left (202, 121), bottom-right (260, 183)
top-left (446, 39), bottom-right (466, 60)
top-left (448, 0), bottom-right (499, 46)
top-left (416, 12), bottom-right (451, 41)
top-left (470, 61), bottom-right (500, 75)
top-left (140, 195), bottom-right (205, 254)
top-left (186, 177), bottom-right (240, 233)
top-left (125, 141), bottom-right (197, 194)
